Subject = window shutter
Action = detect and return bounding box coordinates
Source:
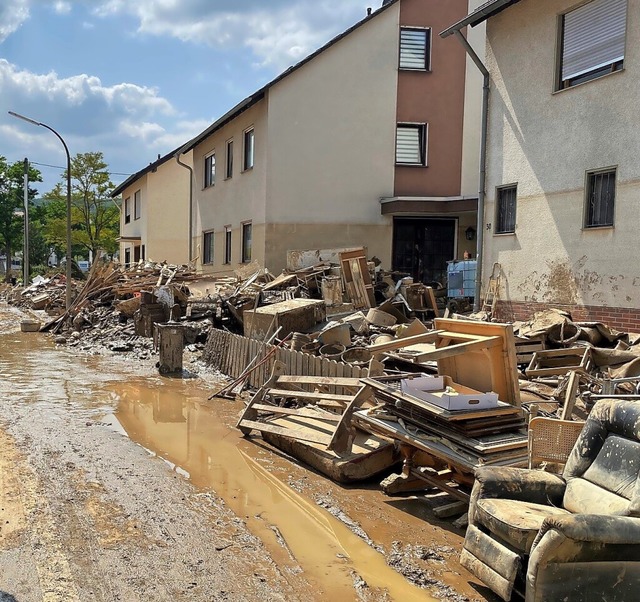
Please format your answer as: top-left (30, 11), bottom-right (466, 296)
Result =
top-left (562, 0), bottom-right (627, 81)
top-left (396, 126), bottom-right (424, 164)
top-left (400, 29), bottom-right (428, 70)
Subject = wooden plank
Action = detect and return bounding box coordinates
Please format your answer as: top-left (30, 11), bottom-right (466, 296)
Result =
top-left (237, 419), bottom-right (333, 445)
top-left (251, 404), bottom-right (342, 422)
top-left (276, 375), bottom-right (363, 387)
top-left (327, 384), bottom-right (375, 454)
top-left (432, 500), bottom-right (468, 519)
top-left (366, 332), bottom-right (441, 353)
top-left (425, 286), bottom-right (440, 318)
top-left (265, 388), bottom-right (354, 403)
top-left (411, 337), bottom-right (502, 363)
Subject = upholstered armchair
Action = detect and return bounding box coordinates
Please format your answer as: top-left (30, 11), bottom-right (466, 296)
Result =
top-left (460, 399), bottom-right (640, 601)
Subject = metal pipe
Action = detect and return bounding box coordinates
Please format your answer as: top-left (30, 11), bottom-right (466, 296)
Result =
top-left (175, 152), bottom-right (194, 262)
top-left (452, 29), bottom-right (489, 312)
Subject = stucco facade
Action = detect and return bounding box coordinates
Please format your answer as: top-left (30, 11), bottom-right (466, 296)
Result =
top-left (185, 0), bottom-right (485, 280)
top-left (114, 150), bottom-right (192, 266)
top-left (479, 0), bottom-right (640, 328)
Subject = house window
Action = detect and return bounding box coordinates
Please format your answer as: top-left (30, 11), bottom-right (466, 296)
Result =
top-left (134, 190), bottom-right (141, 220)
top-left (243, 128), bottom-right (254, 171)
top-left (399, 27), bottom-right (431, 70)
top-left (204, 152), bottom-right (216, 187)
top-left (124, 248), bottom-right (130, 266)
top-left (203, 231), bottom-right (214, 264)
top-left (495, 185), bottom-right (517, 234)
top-left (585, 168), bottom-right (616, 228)
top-left (396, 124), bottom-right (427, 166)
top-left (224, 226), bottom-right (232, 264)
top-left (242, 222), bottom-right (252, 263)
top-left (558, 0), bottom-right (627, 90)
top-left (225, 139), bottom-right (233, 179)
top-left (124, 197), bottom-right (131, 224)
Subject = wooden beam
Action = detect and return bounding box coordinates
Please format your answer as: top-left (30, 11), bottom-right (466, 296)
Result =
top-left (237, 420), bottom-right (333, 446)
top-left (366, 331), bottom-right (441, 353)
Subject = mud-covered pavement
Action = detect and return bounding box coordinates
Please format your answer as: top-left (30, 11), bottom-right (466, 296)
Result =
top-left (0, 303), bottom-right (494, 601)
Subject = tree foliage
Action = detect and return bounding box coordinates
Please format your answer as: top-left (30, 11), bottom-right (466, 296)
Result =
top-left (43, 152), bottom-right (120, 259)
top-left (0, 156), bottom-right (42, 280)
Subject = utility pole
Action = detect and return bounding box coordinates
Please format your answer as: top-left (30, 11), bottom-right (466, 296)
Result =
top-left (23, 158), bottom-right (29, 285)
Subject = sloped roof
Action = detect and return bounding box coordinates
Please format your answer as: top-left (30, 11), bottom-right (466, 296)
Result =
top-left (178, 0), bottom-right (400, 154)
top-left (440, 0), bottom-right (523, 38)
top-left (111, 145), bottom-right (183, 197)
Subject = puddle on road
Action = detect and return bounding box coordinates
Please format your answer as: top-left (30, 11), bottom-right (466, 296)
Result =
top-left (109, 379), bottom-right (433, 602)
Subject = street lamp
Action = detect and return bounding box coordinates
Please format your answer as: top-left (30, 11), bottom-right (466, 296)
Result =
top-left (9, 111), bottom-right (73, 309)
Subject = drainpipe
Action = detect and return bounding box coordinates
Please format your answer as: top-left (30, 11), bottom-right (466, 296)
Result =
top-left (453, 29), bottom-right (489, 313)
top-left (175, 152), bottom-right (194, 262)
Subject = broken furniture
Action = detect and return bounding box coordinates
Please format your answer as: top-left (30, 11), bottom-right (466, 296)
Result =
top-left (460, 399), bottom-right (640, 601)
top-left (235, 363), bottom-right (397, 482)
top-left (353, 375), bottom-right (527, 500)
top-left (368, 318), bottom-right (521, 407)
top-left (527, 416), bottom-right (584, 470)
top-left (339, 248), bottom-right (375, 309)
top-left (525, 346), bottom-right (592, 378)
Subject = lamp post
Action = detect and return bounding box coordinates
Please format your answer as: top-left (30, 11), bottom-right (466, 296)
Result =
top-left (23, 158), bottom-right (29, 286)
top-left (9, 111), bottom-right (73, 309)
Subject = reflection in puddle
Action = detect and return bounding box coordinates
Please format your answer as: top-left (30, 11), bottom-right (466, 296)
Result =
top-left (110, 380), bottom-right (432, 602)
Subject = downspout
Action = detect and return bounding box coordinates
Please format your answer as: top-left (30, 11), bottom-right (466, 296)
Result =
top-left (175, 151), bottom-right (194, 263)
top-left (453, 29), bottom-right (489, 313)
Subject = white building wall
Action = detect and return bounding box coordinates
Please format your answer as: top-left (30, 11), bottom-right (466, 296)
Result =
top-left (460, 0), bottom-right (486, 197)
top-left (193, 102), bottom-right (268, 272)
top-left (265, 3), bottom-right (399, 227)
top-left (483, 0), bottom-right (640, 309)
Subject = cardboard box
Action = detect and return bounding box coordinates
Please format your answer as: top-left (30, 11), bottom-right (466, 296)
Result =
top-left (401, 375), bottom-right (498, 411)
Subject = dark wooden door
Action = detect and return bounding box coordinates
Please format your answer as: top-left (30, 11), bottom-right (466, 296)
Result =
top-left (392, 217), bottom-right (456, 285)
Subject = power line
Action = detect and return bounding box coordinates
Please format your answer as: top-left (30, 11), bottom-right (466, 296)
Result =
top-left (29, 161), bottom-right (133, 177)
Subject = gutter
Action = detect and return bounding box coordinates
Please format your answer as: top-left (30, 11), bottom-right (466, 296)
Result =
top-left (440, 27), bottom-right (490, 313)
top-left (174, 149), bottom-right (194, 263)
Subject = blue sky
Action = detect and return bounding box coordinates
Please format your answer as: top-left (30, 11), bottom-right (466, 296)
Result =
top-left (0, 0), bottom-right (374, 195)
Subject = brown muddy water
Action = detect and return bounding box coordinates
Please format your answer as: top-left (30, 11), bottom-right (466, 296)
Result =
top-left (108, 379), bottom-right (432, 601)
top-left (0, 306), bottom-right (436, 601)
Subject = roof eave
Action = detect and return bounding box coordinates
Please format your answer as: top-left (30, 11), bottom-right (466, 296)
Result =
top-left (178, 0), bottom-right (400, 155)
top-left (439, 0), bottom-right (523, 38)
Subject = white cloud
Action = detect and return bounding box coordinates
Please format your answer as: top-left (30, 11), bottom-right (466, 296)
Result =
top-left (1, 58), bottom-right (189, 194)
top-left (0, 0), bottom-right (30, 42)
top-left (92, 0), bottom-right (368, 70)
top-left (53, 1), bottom-right (72, 14)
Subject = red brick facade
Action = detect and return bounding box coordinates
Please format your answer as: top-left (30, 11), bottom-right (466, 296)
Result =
top-left (495, 301), bottom-right (640, 333)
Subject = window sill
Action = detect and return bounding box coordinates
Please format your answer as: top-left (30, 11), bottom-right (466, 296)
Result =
top-left (242, 166), bottom-right (254, 173)
top-left (494, 231), bottom-right (516, 237)
top-left (553, 67), bottom-right (625, 95)
top-left (582, 225), bottom-right (614, 232)
top-left (395, 163), bottom-right (427, 168)
top-left (398, 67), bottom-right (431, 73)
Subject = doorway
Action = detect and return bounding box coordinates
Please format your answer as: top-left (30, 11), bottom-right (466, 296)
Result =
top-left (392, 217), bottom-right (456, 285)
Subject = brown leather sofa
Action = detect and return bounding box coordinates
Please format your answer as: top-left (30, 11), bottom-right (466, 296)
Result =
top-left (460, 399), bottom-right (640, 601)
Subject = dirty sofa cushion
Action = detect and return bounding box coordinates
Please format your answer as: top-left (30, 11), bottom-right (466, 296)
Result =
top-left (562, 399), bottom-right (640, 515)
top-left (475, 498), bottom-right (570, 553)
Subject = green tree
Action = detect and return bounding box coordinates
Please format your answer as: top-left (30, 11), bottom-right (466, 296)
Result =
top-left (0, 157), bottom-right (42, 281)
top-left (43, 152), bottom-right (120, 259)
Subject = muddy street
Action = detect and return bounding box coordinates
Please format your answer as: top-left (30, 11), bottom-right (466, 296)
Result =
top-left (0, 303), bottom-right (491, 601)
